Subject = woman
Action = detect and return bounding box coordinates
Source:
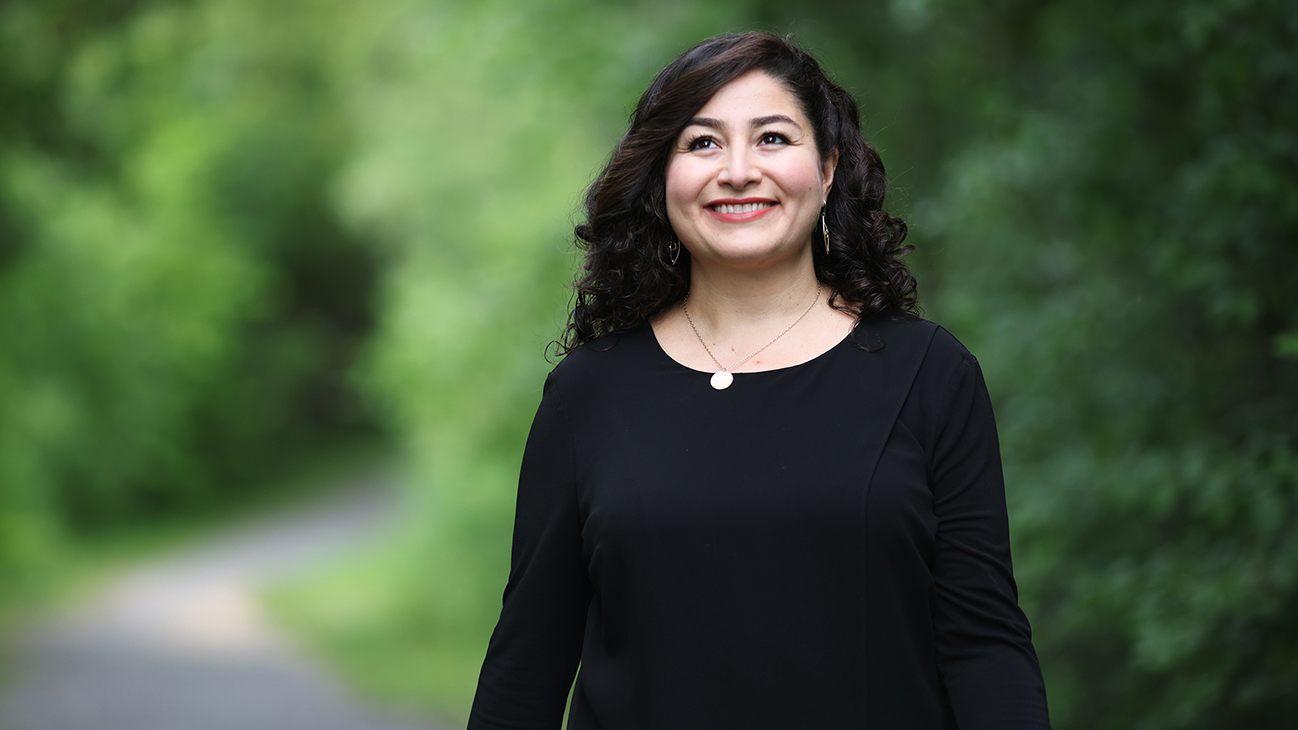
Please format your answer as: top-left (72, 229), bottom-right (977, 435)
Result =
top-left (469, 32), bottom-right (1050, 729)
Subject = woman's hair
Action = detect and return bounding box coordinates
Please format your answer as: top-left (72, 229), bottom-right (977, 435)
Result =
top-left (559, 31), bottom-right (917, 354)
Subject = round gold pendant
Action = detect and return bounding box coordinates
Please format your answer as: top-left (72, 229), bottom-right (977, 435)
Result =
top-left (710, 370), bottom-right (733, 390)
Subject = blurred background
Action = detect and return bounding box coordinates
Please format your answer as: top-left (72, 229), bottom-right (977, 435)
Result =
top-left (0, 0), bottom-right (1294, 728)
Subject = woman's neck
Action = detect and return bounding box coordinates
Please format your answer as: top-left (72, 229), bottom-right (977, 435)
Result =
top-left (651, 252), bottom-right (855, 376)
top-left (684, 258), bottom-right (823, 335)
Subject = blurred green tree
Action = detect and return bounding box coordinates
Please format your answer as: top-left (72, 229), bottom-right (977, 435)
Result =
top-left (0, 0), bottom-right (380, 586)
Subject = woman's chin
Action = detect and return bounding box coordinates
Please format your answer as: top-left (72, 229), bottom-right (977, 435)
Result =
top-left (692, 243), bottom-right (812, 273)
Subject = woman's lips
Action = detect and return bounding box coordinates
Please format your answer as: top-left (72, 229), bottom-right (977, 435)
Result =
top-left (707, 200), bottom-right (777, 223)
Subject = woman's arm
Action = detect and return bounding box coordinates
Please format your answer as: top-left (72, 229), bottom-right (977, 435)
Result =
top-left (927, 336), bottom-right (1051, 729)
top-left (468, 374), bottom-right (591, 729)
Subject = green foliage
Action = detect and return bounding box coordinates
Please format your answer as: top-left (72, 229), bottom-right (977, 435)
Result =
top-left (0, 0), bottom-right (379, 590)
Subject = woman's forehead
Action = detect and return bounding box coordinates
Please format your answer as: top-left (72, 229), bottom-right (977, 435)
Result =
top-left (689, 71), bottom-right (808, 129)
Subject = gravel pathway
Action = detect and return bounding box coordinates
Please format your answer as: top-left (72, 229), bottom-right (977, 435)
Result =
top-left (0, 472), bottom-right (454, 730)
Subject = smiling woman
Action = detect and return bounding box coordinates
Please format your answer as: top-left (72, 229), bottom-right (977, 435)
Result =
top-left (468, 32), bottom-right (1051, 730)
top-left (665, 71), bottom-right (835, 274)
top-left (557, 32), bottom-right (916, 356)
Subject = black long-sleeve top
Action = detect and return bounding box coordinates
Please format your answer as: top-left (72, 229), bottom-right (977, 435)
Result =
top-left (469, 316), bottom-right (1050, 729)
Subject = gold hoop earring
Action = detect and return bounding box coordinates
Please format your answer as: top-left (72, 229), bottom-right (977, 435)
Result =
top-left (668, 239), bottom-right (680, 266)
top-left (821, 209), bottom-right (830, 255)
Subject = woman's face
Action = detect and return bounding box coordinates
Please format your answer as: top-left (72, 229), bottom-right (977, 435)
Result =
top-left (665, 70), bottom-right (836, 272)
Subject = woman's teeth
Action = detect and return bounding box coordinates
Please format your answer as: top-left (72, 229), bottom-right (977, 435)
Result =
top-left (713, 202), bottom-right (773, 214)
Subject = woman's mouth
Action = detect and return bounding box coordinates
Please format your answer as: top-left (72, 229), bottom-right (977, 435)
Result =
top-left (708, 200), bottom-right (777, 222)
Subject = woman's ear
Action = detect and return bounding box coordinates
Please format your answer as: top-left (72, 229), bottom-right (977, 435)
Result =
top-left (821, 148), bottom-right (839, 200)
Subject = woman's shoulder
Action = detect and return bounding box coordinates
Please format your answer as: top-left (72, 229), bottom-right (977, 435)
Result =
top-left (858, 317), bottom-right (990, 439)
top-left (844, 313), bottom-right (979, 396)
top-left (924, 322), bottom-right (978, 372)
top-left (853, 313), bottom-right (973, 359)
top-left (546, 325), bottom-right (655, 389)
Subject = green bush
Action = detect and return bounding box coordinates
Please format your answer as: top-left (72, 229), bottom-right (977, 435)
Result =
top-left (0, 0), bottom-right (379, 589)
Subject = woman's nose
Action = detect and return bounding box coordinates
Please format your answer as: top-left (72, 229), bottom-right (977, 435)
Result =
top-left (718, 147), bottom-right (761, 187)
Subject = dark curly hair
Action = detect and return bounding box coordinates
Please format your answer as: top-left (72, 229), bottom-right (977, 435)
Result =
top-left (559, 31), bottom-right (916, 354)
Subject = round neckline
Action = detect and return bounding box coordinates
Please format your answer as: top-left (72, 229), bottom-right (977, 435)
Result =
top-left (646, 322), bottom-right (856, 378)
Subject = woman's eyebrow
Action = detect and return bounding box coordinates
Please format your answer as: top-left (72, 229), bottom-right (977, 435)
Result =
top-left (751, 114), bottom-right (800, 129)
top-left (685, 117), bottom-right (725, 130)
top-left (683, 114), bottom-right (802, 131)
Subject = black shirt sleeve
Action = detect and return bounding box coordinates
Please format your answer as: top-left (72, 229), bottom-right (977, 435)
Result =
top-left (468, 372), bottom-right (590, 730)
top-left (918, 331), bottom-right (1050, 729)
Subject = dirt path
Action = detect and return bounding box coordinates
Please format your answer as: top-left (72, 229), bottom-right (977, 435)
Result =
top-left (0, 471), bottom-right (454, 730)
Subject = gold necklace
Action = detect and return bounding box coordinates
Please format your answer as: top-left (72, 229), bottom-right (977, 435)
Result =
top-left (682, 281), bottom-right (823, 390)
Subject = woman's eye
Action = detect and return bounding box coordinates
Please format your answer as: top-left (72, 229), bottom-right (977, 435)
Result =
top-left (686, 136), bottom-right (718, 151)
top-left (759, 132), bottom-right (790, 145)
